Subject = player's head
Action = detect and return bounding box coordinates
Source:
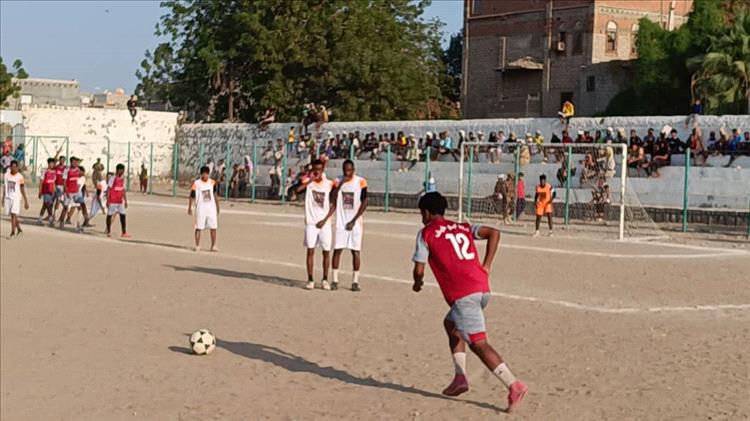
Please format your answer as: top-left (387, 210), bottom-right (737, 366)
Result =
top-left (59, 156), bottom-right (66, 165)
top-left (418, 192), bottom-right (447, 225)
top-left (70, 156), bottom-right (80, 167)
top-left (200, 165), bottom-right (210, 181)
top-left (115, 163), bottom-right (125, 176)
top-left (539, 174), bottom-right (547, 186)
top-left (9, 160), bottom-right (18, 174)
top-left (79, 166), bottom-right (86, 175)
top-left (342, 159), bottom-right (354, 178)
top-left (310, 159), bottom-right (324, 181)
top-left (47, 157), bottom-right (56, 168)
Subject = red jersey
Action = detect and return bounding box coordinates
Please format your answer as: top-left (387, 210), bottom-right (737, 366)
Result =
top-left (413, 218), bottom-right (489, 305)
top-left (108, 176), bottom-right (125, 204)
top-left (42, 169), bottom-right (57, 194)
top-left (65, 167), bottom-right (81, 193)
top-left (55, 164), bottom-right (66, 186)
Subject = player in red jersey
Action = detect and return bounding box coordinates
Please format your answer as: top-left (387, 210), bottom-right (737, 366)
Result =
top-left (52, 155), bottom-right (67, 217)
top-left (37, 158), bottom-right (58, 224)
top-left (411, 192), bottom-right (528, 412)
top-left (106, 164), bottom-right (130, 238)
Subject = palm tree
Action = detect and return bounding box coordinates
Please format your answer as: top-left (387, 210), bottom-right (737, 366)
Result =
top-left (688, 13), bottom-right (750, 114)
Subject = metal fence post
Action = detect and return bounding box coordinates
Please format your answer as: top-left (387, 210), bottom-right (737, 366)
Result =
top-left (424, 146), bottom-right (431, 192)
top-left (251, 141), bottom-right (258, 203)
top-left (65, 137), bottom-right (69, 159)
top-left (106, 138), bottom-right (111, 174)
top-left (467, 147), bottom-right (474, 218)
top-left (384, 144), bottom-right (391, 212)
top-left (148, 142), bottom-right (153, 195)
top-left (280, 144), bottom-right (288, 204)
top-left (512, 146), bottom-right (520, 222)
top-left (224, 143), bottom-right (231, 199)
top-left (126, 141), bottom-right (131, 192)
top-left (349, 141), bottom-right (354, 160)
top-left (682, 149), bottom-right (690, 232)
top-left (746, 198), bottom-right (750, 239)
top-left (564, 145), bottom-right (572, 225)
top-left (31, 136), bottom-right (38, 185)
top-left (171, 143), bottom-right (179, 197)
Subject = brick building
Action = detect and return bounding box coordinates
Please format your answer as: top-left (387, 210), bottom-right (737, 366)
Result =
top-left (462, 0), bottom-right (693, 118)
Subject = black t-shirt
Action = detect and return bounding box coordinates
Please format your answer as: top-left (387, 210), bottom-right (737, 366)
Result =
top-left (127, 99), bottom-right (137, 109)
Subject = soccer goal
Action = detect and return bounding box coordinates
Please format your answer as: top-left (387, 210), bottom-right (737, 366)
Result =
top-left (457, 142), bottom-right (666, 241)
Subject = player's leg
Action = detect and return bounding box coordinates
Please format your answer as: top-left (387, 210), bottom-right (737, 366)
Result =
top-left (119, 213), bottom-right (128, 237)
top-left (209, 229), bottom-right (217, 251)
top-left (331, 248), bottom-right (343, 290)
top-left (65, 206), bottom-right (75, 224)
top-left (105, 207), bottom-right (113, 236)
top-left (58, 204), bottom-right (68, 229)
top-left (442, 316), bottom-right (469, 397)
top-left (350, 250), bottom-right (361, 291)
top-left (533, 214), bottom-right (541, 237)
top-left (305, 248), bottom-right (315, 289)
top-left (321, 250), bottom-right (331, 290)
top-left (319, 225), bottom-right (332, 290)
top-left (10, 213), bottom-right (18, 236)
top-left (194, 229), bottom-right (202, 250)
top-left (546, 211), bottom-right (553, 234)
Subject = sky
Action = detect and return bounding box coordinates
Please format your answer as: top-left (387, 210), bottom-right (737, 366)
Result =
top-left (0, 0), bottom-right (463, 94)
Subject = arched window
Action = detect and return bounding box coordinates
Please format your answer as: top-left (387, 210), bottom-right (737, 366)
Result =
top-left (606, 21), bottom-right (617, 52)
top-left (631, 23), bottom-right (639, 55)
top-left (573, 20), bottom-right (584, 54)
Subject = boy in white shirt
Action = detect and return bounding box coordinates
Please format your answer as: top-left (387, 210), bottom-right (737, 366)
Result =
top-left (295, 159), bottom-right (336, 290)
top-left (2, 161), bottom-right (29, 237)
top-left (188, 165), bottom-right (220, 252)
top-left (331, 160), bottom-right (368, 291)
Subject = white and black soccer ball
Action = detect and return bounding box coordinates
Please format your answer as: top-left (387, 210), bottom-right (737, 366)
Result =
top-left (190, 329), bottom-right (216, 355)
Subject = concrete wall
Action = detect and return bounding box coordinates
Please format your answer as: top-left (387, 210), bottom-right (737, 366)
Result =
top-left (20, 105), bottom-right (178, 179)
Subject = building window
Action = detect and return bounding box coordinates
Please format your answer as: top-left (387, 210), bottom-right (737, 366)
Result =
top-left (606, 21), bottom-right (617, 52)
top-left (572, 21), bottom-right (584, 54)
top-left (586, 76), bottom-right (596, 92)
top-left (631, 23), bottom-right (639, 55)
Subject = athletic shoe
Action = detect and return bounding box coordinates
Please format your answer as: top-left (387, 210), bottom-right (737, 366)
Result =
top-left (121, 233), bottom-right (131, 239)
top-left (330, 281), bottom-right (339, 291)
top-left (321, 280), bottom-right (332, 291)
top-left (547, 231), bottom-right (554, 237)
top-left (351, 282), bottom-right (360, 292)
top-left (507, 381), bottom-right (528, 413)
top-left (305, 281), bottom-right (315, 290)
top-left (210, 246), bottom-right (218, 252)
top-left (532, 230), bottom-right (540, 238)
top-left (106, 232), bottom-right (112, 238)
top-left (442, 374), bottom-right (469, 397)
top-left (194, 246), bottom-right (200, 252)
top-left (37, 217), bottom-right (43, 225)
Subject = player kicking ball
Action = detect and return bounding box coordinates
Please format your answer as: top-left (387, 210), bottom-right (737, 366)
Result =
top-left (411, 192), bottom-right (528, 412)
top-left (2, 161), bottom-right (30, 238)
top-left (331, 159), bottom-right (368, 291)
top-left (295, 159), bottom-right (336, 290)
top-left (188, 166), bottom-right (219, 252)
top-left (106, 164), bottom-right (130, 238)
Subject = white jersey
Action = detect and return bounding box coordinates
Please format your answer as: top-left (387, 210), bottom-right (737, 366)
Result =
top-left (3, 172), bottom-right (24, 201)
top-left (192, 178), bottom-right (217, 216)
top-left (334, 175), bottom-right (367, 230)
top-left (304, 175), bottom-right (335, 226)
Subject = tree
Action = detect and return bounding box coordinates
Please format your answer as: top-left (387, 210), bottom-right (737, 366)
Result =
top-left (136, 0), bottom-right (449, 123)
top-left (441, 30), bottom-right (462, 103)
top-left (0, 58), bottom-right (29, 109)
top-left (688, 13), bottom-right (750, 113)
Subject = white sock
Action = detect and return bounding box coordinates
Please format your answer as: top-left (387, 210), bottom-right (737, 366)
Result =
top-left (332, 269), bottom-right (339, 284)
top-left (493, 362), bottom-right (517, 388)
top-left (352, 271), bottom-right (360, 284)
top-left (452, 352), bottom-right (467, 375)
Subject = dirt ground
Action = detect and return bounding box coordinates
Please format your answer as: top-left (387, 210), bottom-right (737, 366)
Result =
top-left (2, 194), bottom-right (749, 421)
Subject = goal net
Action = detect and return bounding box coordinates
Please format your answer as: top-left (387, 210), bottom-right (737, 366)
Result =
top-left (457, 142), bottom-right (665, 241)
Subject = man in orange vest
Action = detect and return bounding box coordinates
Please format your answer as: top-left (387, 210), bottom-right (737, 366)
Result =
top-left (533, 174), bottom-right (556, 237)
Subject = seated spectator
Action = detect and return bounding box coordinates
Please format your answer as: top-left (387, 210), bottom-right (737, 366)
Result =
top-left (518, 141), bottom-right (531, 166)
top-left (725, 128), bottom-right (743, 167)
top-left (629, 129), bottom-right (642, 147)
top-left (705, 131), bottom-right (719, 154)
top-left (558, 100), bottom-right (575, 129)
top-left (643, 128), bottom-right (657, 155)
top-left (627, 142), bottom-right (648, 177)
top-left (556, 154), bottom-right (576, 186)
top-left (668, 129), bottom-right (687, 154)
top-left (583, 130), bottom-right (594, 143)
top-left (550, 133), bottom-right (561, 143)
top-left (580, 153), bottom-right (599, 186)
top-left (399, 139), bottom-right (421, 172)
top-left (604, 127), bottom-right (615, 143)
top-left (488, 131), bottom-right (500, 163)
top-left (691, 99), bottom-right (703, 115)
top-left (603, 146), bottom-right (616, 178)
top-left (561, 130), bottom-right (573, 144)
top-left (688, 127), bottom-right (708, 166)
top-left (575, 130), bottom-right (585, 143)
top-left (505, 132), bottom-right (518, 143)
top-left (649, 139), bottom-right (671, 177)
top-left (259, 107), bottom-right (276, 128)
top-left (616, 128), bottom-right (627, 144)
top-left (532, 130), bottom-right (547, 162)
top-left (438, 131), bottom-right (458, 161)
top-left (593, 130), bottom-right (604, 144)
top-left (590, 178), bottom-right (611, 222)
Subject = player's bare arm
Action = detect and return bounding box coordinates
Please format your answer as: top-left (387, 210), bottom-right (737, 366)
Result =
top-left (316, 189), bottom-right (336, 229)
top-left (294, 175), bottom-right (311, 194)
top-left (475, 226), bottom-right (500, 272)
top-left (214, 190), bottom-right (220, 215)
top-left (412, 262), bottom-right (425, 292)
top-left (123, 189), bottom-right (128, 208)
top-left (188, 192), bottom-right (194, 215)
top-left (21, 184), bottom-right (29, 209)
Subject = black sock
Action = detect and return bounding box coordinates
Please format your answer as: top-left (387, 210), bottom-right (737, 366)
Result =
top-left (119, 214), bottom-right (126, 233)
top-left (308, 274), bottom-right (313, 282)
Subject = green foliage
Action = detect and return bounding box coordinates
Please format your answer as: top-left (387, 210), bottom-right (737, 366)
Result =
top-left (136, 0), bottom-right (451, 122)
top-left (441, 30), bottom-right (462, 102)
top-left (0, 58), bottom-right (29, 108)
top-left (606, 0), bottom-right (747, 115)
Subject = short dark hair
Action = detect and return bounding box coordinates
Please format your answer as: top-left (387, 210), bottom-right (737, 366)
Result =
top-left (343, 159), bottom-right (354, 168)
top-left (47, 157), bottom-right (56, 164)
top-left (10, 160), bottom-right (18, 166)
top-left (116, 164), bottom-right (125, 171)
top-left (540, 174), bottom-right (547, 180)
top-left (311, 159), bottom-right (323, 167)
top-left (519, 172), bottom-right (524, 177)
top-left (418, 192), bottom-right (447, 216)
top-left (200, 165), bottom-right (210, 174)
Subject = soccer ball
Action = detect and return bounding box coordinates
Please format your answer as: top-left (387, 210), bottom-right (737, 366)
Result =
top-left (190, 329), bottom-right (216, 355)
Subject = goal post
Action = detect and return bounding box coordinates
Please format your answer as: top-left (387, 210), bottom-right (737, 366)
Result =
top-left (457, 141), bottom-right (665, 241)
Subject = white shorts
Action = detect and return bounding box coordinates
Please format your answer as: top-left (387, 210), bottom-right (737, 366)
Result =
top-left (335, 224), bottom-right (363, 251)
top-left (196, 213), bottom-right (218, 230)
top-left (108, 203), bottom-right (127, 216)
top-left (4, 198), bottom-right (21, 215)
top-left (304, 224), bottom-right (332, 250)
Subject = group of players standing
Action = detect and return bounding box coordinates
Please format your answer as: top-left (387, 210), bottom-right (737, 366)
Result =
top-left (2, 155), bottom-right (129, 238)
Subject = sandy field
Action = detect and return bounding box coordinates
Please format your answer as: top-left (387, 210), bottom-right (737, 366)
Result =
top-left (1, 194), bottom-right (749, 421)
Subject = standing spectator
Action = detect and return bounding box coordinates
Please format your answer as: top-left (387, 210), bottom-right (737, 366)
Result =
top-left (688, 127), bottom-right (707, 167)
top-left (590, 178), bottom-right (611, 222)
top-left (126, 95), bottom-right (138, 123)
top-left (92, 158), bottom-right (105, 185)
top-left (649, 139), bottom-right (671, 177)
top-left (139, 162), bottom-right (148, 194)
top-left (516, 172), bottom-right (526, 219)
top-left (2, 136), bottom-right (12, 156)
top-left (287, 127), bottom-right (296, 157)
top-left (13, 143), bottom-right (25, 172)
top-left (691, 99), bottom-right (703, 115)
